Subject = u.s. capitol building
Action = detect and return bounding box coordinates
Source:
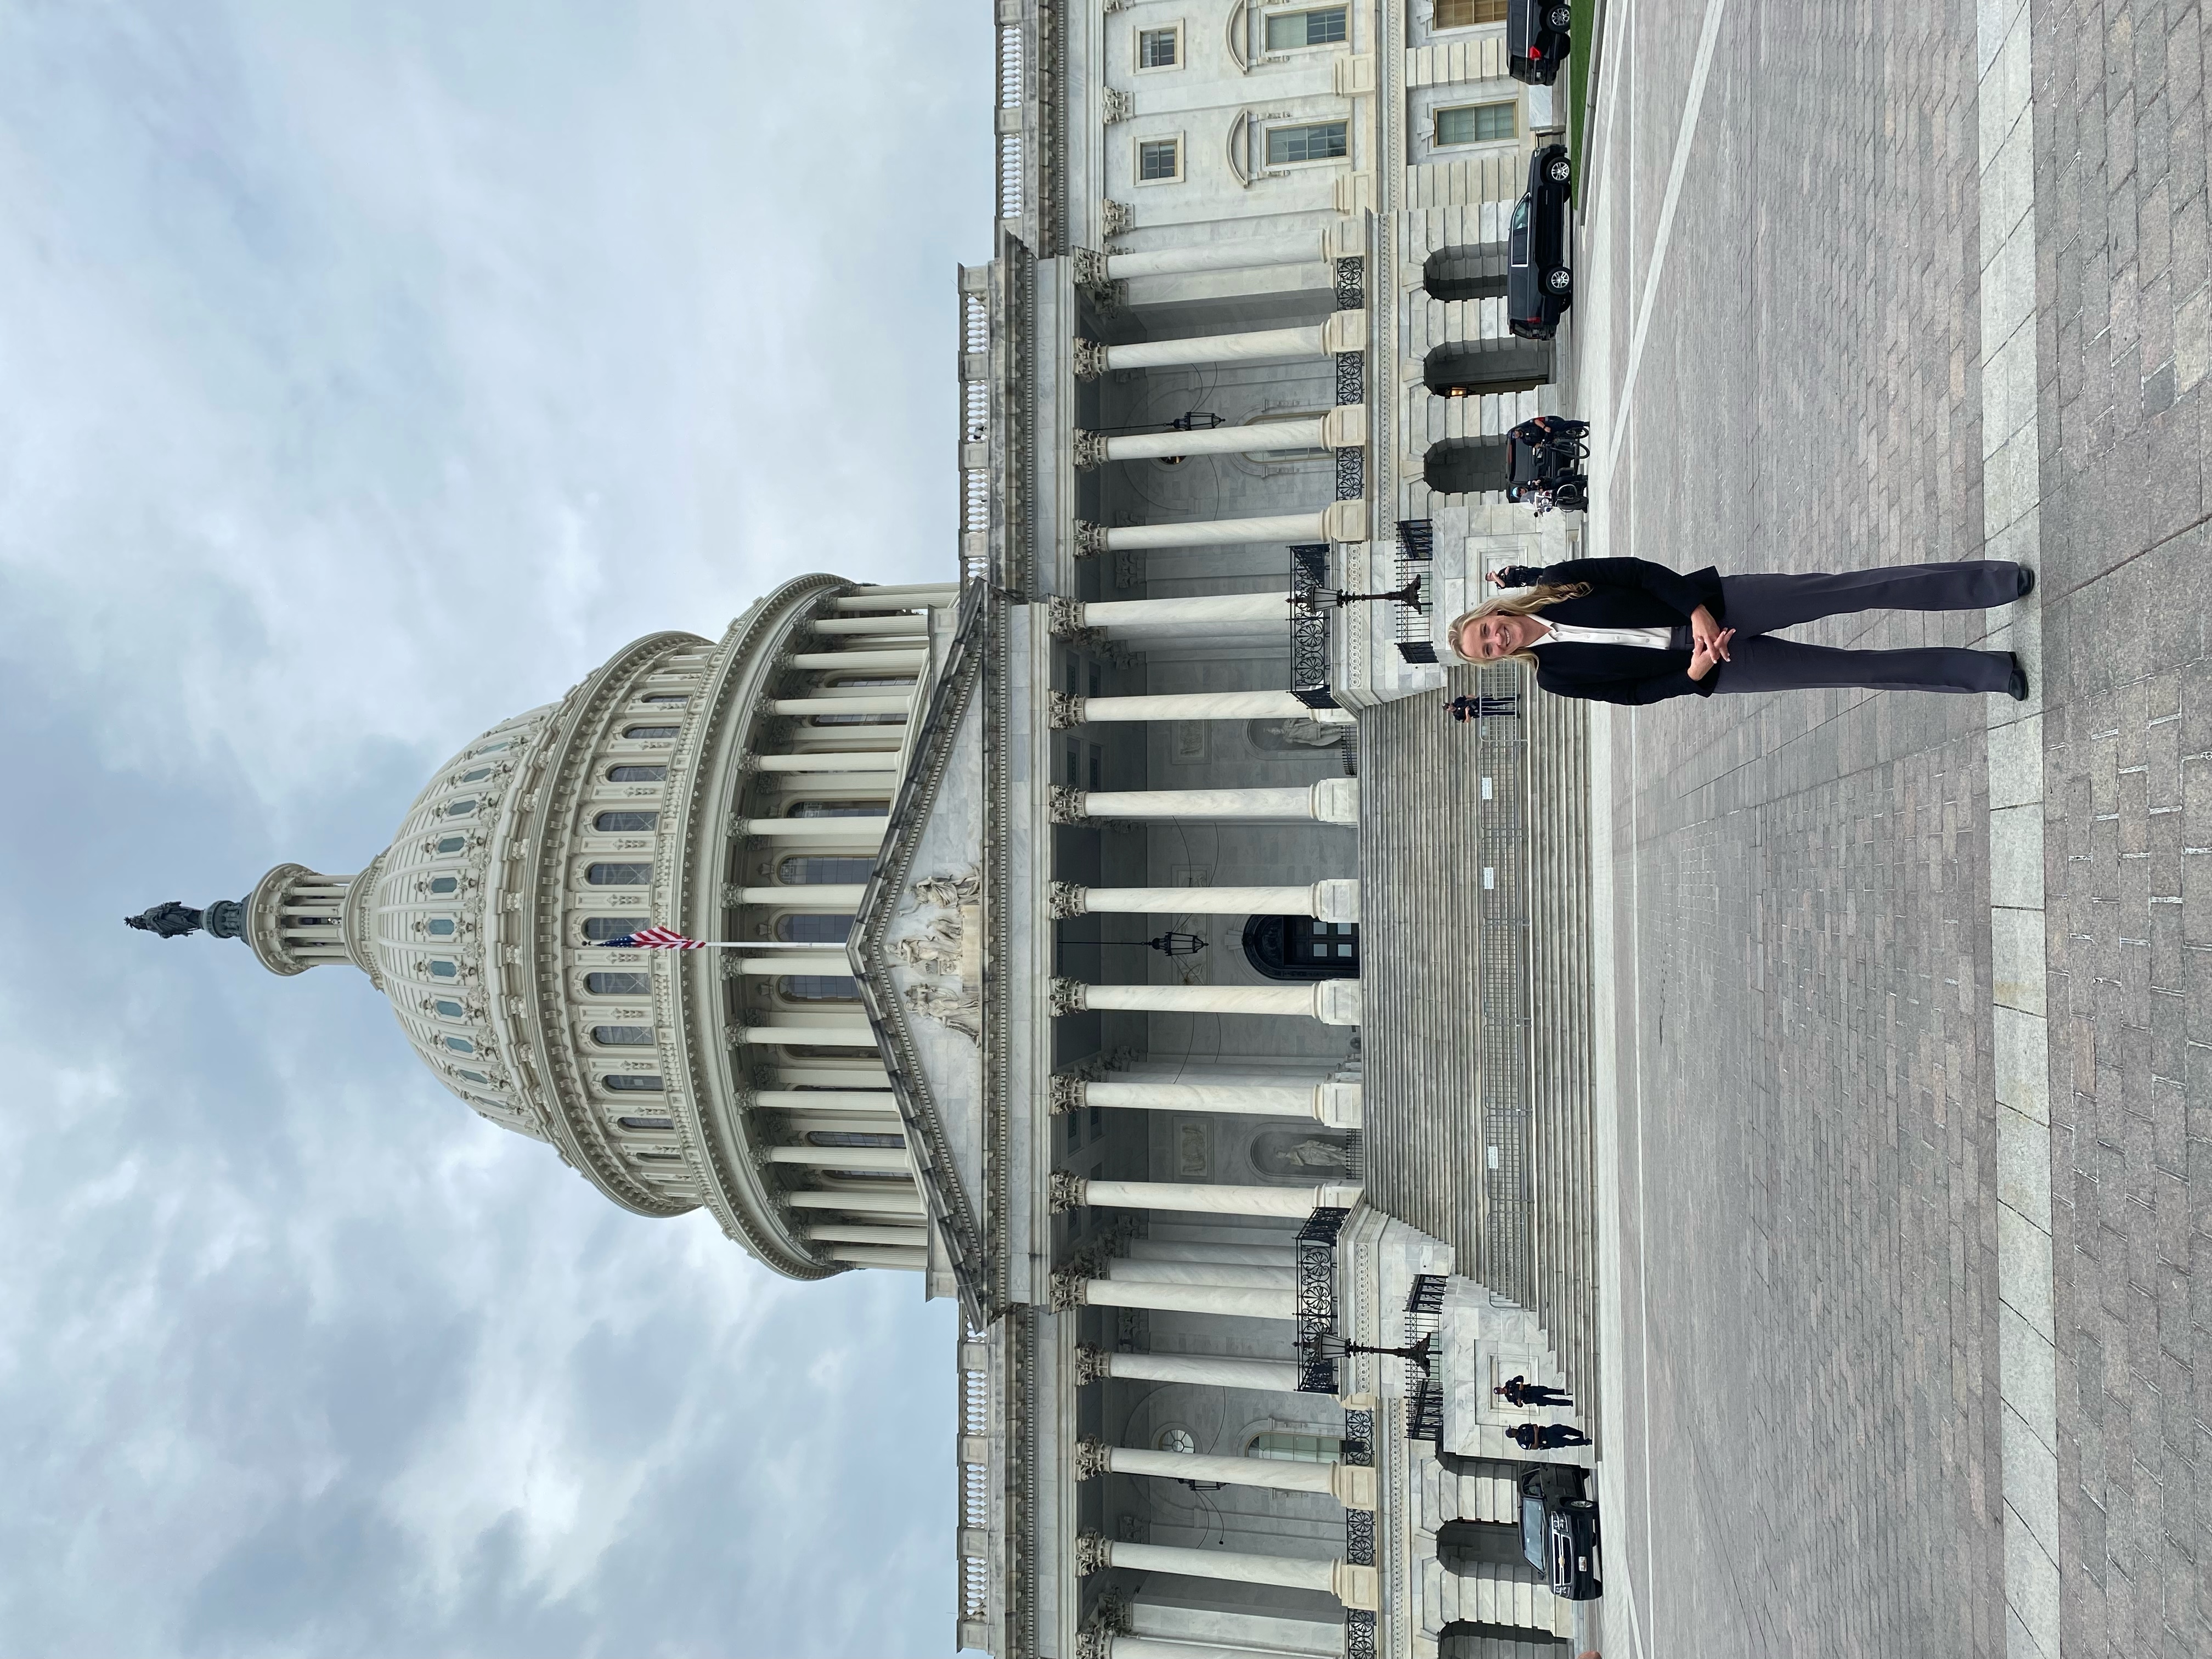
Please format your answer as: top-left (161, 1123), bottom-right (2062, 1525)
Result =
top-left (140, 2), bottom-right (1601, 1656)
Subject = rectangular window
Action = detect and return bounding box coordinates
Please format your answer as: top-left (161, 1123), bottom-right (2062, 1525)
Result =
top-left (1137, 26), bottom-right (1178, 67)
top-left (1265, 7), bottom-right (1347, 48)
top-left (1435, 101), bottom-right (1516, 146)
top-left (1088, 745), bottom-right (1103, 791)
top-left (1138, 137), bottom-right (1182, 181)
top-left (1266, 120), bottom-right (1348, 165)
top-left (1434, 0), bottom-right (1507, 26)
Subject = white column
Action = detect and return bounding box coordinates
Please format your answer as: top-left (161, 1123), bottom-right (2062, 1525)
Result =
top-left (804, 1222), bottom-right (926, 1246)
top-left (1080, 1539), bottom-right (1378, 1611)
top-left (1071, 593), bottom-right (1292, 631)
top-left (731, 1022), bottom-right (879, 1047)
top-left (1124, 1240), bottom-right (1294, 1266)
top-left (1120, 1603), bottom-right (1351, 1659)
top-left (1053, 881), bottom-right (1358, 921)
top-left (1079, 310), bottom-right (1366, 377)
top-left (733, 885), bottom-right (870, 907)
top-left (1057, 690), bottom-right (1355, 724)
top-left (738, 819), bottom-right (886, 842)
top-left (730, 954), bottom-right (859, 975)
top-left (765, 1146), bottom-right (908, 1170)
top-left (1085, 419), bottom-right (1323, 464)
top-left (833, 585), bottom-right (960, 608)
top-left (1068, 781), bottom-right (1357, 823)
top-left (1057, 1176), bottom-right (1359, 1216)
top-left (825, 1244), bottom-right (927, 1270)
top-left (1069, 1078), bottom-right (1362, 1127)
top-left (1103, 1639), bottom-right (1307, 1659)
top-left (1079, 506), bottom-right (1369, 555)
top-left (750, 1090), bottom-right (895, 1111)
top-left (1077, 1345), bottom-right (1305, 1393)
top-left (786, 650), bottom-right (929, 671)
top-left (1105, 1260), bottom-right (1295, 1289)
top-left (1054, 979), bottom-right (1362, 1026)
top-left (1102, 232), bottom-right (1323, 279)
top-left (767, 695), bottom-right (911, 717)
top-left (751, 752), bottom-right (901, 772)
top-left (1062, 1274), bottom-right (1296, 1321)
top-left (810, 616), bottom-right (929, 636)
top-left (1085, 1440), bottom-right (1376, 1509)
top-left (788, 1188), bottom-right (922, 1215)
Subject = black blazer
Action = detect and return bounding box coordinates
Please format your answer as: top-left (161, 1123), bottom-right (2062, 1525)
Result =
top-left (1491, 557), bottom-right (1726, 706)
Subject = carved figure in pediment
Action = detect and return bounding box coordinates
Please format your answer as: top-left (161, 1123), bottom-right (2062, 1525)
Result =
top-left (911, 868), bottom-right (981, 909)
top-left (904, 981), bottom-right (982, 1042)
top-left (893, 911), bottom-right (965, 972)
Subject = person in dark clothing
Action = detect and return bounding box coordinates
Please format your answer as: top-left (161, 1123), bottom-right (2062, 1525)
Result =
top-left (1446, 694), bottom-right (1520, 722)
top-left (1508, 414), bottom-right (1589, 446)
top-left (1496, 1375), bottom-right (1573, 1408)
top-left (1510, 1422), bottom-right (1593, 1450)
top-left (1447, 556), bottom-right (2032, 704)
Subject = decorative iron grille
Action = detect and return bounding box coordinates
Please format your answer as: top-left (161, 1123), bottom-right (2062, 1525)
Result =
top-left (1289, 543), bottom-right (1331, 703)
top-left (1341, 1408), bottom-right (1375, 1467)
top-left (1346, 1609), bottom-right (1377, 1659)
top-left (1335, 445), bottom-right (1364, 501)
top-left (1392, 520), bottom-right (1435, 658)
top-left (1345, 1508), bottom-right (1376, 1567)
top-left (1335, 350), bottom-right (1364, 407)
top-left (1334, 256), bottom-right (1364, 312)
top-left (1404, 1274), bottom-right (1447, 1444)
top-left (1294, 1206), bottom-right (1349, 1393)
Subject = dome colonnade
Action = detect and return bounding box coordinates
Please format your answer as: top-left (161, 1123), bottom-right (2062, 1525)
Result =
top-left (143, 577), bottom-right (963, 1280)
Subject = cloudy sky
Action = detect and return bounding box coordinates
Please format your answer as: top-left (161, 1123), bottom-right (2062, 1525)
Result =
top-left (0, 3), bottom-right (987, 1652)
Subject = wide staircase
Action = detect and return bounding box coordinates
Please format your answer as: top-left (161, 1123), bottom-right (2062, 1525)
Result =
top-left (1357, 664), bottom-right (1600, 1418)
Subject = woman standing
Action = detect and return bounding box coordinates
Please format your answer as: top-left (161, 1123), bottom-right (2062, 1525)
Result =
top-left (1446, 556), bottom-right (2030, 705)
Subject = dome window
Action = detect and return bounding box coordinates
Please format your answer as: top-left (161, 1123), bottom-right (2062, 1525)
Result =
top-left (428, 876), bottom-right (460, 895)
top-left (778, 974), bottom-right (860, 1002)
top-left (618, 1114), bottom-right (675, 1131)
top-left (635, 1148), bottom-right (682, 1163)
top-left (777, 855), bottom-right (876, 885)
top-left (607, 765), bottom-right (667, 783)
top-left (602, 1074), bottom-right (664, 1091)
top-left (594, 811), bottom-right (659, 832)
top-left (776, 913), bottom-right (855, 944)
top-left (639, 693), bottom-right (687, 705)
top-left (428, 960), bottom-right (459, 978)
top-left (806, 1131), bottom-right (905, 1149)
top-left (582, 917), bottom-right (645, 942)
top-left (426, 918), bottom-right (458, 938)
top-left (434, 834), bottom-right (467, 854)
top-left (823, 1169), bottom-right (908, 1183)
top-left (453, 1068), bottom-right (490, 1084)
top-left (787, 801), bottom-right (889, 818)
top-left (443, 1035), bottom-right (476, 1055)
top-left (443, 798), bottom-right (478, 817)
top-left (623, 724), bottom-right (679, 740)
top-left (592, 1025), bottom-right (654, 1046)
top-left (458, 766), bottom-right (495, 783)
top-left (584, 971), bottom-right (651, 995)
top-left (586, 862), bottom-right (653, 886)
top-left (432, 998), bottom-right (466, 1019)
top-left (471, 740), bottom-right (514, 755)
top-left (809, 712), bottom-right (904, 727)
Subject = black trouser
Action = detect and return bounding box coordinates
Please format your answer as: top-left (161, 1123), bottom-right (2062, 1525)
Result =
top-left (1709, 561), bottom-right (2018, 695)
top-left (1511, 1385), bottom-right (1573, 1408)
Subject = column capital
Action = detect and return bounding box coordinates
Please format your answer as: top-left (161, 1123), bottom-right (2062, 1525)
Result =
top-left (1050, 1074), bottom-right (1089, 1113)
top-left (1072, 430), bottom-right (1109, 470)
top-left (1073, 1531), bottom-right (1113, 1576)
top-left (1046, 596), bottom-right (1087, 638)
top-left (1073, 520), bottom-right (1110, 558)
top-left (1049, 692), bottom-right (1086, 730)
top-left (1072, 1342), bottom-right (1113, 1384)
top-left (1048, 1170), bottom-right (1087, 1212)
top-left (1049, 1266), bottom-right (1094, 1311)
top-left (1072, 1436), bottom-right (1113, 1480)
top-left (1047, 883), bottom-right (1090, 919)
top-left (1072, 339), bottom-right (1108, 380)
top-left (1048, 787), bottom-right (1092, 826)
top-left (1070, 246), bottom-right (1111, 291)
top-left (1048, 976), bottom-right (1087, 1014)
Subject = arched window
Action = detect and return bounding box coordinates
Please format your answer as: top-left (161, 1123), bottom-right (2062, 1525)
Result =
top-left (618, 1114), bottom-right (675, 1131)
top-left (607, 764), bottom-right (668, 783)
top-left (786, 801), bottom-right (889, 818)
top-left (1242, 916), bottom-right (1359, 980)
top-left (639, 693), bottom-right (688, 704)
top-left (778, 856), bottom-right (875, 885)
top-left (432, 998), bottom-right (466, 1019)
top-left (623, 724), bottom-right (679, 740)
top-left (603, 1074), bottom-right (664, 1091)
top-left (1422, 242), bottom-right (1509, 302)
top-left (594, 810), bottom-right (659, 832)
top-left (776, 913), bottom-right (855, 943)
top-left (426, 918), bottom-right (457, 938)
top-left (459, 766), bottom-right (494, 782)
top-left (471, 740), bottom-right (514, 756)
top-left (592, 1025), bottom-right (654, 1046)
top-left (635, 1148), bottom-right (682, 1162)
top-left (428, 960), bottom-right (459, 979)
top-left (1422, 337), bottom-right (1554, 398)
top-left (1424, 437), bottom-right (1512, 496)
top-left (1246, 1432), bottom-right (1342, 1463)
top-left (434, 834), bottom-right (467, 854)
top-left (442, 1035), bottom-right (476, 1055)
top-left (443, 798), bottom-right (478, 817)
top-left (586, 862), bottom-right (653, 885)
top-left (428, 875), bottom-right (460, 895)
top-left (805, 1131), bottom-right (905, 1148)
top-left (584, 971), bottom-right (651, 995)
top-left (779, 975), bottom-right (860, 1002)
top-left (582, 917), bottom-right (644, 942)
top-left (1157, 1427), bottom-right (1198, 1455)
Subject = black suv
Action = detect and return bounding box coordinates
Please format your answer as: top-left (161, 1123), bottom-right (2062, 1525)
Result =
top-left (1519, 1465), bottom-right (1601, 1601)
top-left (1506, 143), bottom-right (1575, 339)
top-left (1507, 0), bottom-right (1574, 85)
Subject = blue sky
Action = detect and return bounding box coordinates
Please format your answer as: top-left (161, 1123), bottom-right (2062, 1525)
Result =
top-left (0, 3), bottom-right (989, 1652)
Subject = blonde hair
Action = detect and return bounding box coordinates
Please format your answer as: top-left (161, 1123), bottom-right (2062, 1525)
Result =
top-left (1446, 582), bottom-right (1592, 667)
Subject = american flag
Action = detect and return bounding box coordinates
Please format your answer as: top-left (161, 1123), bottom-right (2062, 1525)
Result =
top-left (595, 925), bottom-right (705, 950)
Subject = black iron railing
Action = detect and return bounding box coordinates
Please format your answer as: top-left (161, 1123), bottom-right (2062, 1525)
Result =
top-left (1294, 1205), bottom-right (1350, 1393)
top-left (1289, 544), bottom-right (1332, 706)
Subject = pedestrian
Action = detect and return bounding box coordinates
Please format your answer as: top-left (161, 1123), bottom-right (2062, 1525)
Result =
top-left (1447, 556), bottom-right (2032, 704)
top-left (1508, 414), bottom-right (1589, 447)
top-left (1496, 1374), bottom-right (1572, 1408)
top-left (1446, 694), bottom-right (1519, 723)
top-left (1510, 1422), bottom-right (1592, 1451)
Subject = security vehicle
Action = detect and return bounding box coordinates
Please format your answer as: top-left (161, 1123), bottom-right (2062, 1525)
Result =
top-left (1506, 143), bottom-right (1575, 340)
top-left (1507, 0), bottom-right (1575, 84)
top-left (1519, 1465), bottom-right (1602, 1601)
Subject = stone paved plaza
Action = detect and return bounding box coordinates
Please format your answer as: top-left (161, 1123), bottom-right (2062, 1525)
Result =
top-left (1568, 0), bottom-right (2211, 1654)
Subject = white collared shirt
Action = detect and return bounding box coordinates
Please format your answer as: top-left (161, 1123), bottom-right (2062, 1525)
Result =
top-left (1534, 619), bottom-right (1677, 651)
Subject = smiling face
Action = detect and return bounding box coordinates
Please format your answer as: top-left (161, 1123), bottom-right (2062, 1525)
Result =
top-left (1458, 611), bottom-right (1545, 661)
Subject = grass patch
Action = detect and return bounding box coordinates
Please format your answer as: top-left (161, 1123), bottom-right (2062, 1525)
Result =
top-left (1568, 0), bottom-right (1595, 167)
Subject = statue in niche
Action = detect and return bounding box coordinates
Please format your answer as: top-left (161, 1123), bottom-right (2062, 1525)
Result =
top-left (1246, 717), bottom-right (1346, 752)
top-left (1249, 1127), bottom-right (1356, 1179)
top-left (911, 868), bottom-right (981, 909)
top-left (1283, 1138), bottom-right (1351, 1170)
top-left (905, 981), bottom-right (981, 1042)
top-left (892, 912), bottom-right (964, 973)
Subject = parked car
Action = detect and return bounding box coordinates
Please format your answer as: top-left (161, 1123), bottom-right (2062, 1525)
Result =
top-left (1519, 1465), bottom-right (1602, 1601)
top-left (1506, 143), bottom-right (1575, 340)
top-left (1507, 0), bottom-right (1575, 84)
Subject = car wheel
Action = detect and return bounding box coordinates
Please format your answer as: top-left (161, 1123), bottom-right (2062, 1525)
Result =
top-left (1546, 3), bottom-right (1573, 27)
top-left (1545, 267), bottom-right (1572, 294)
top-left (1545, 155), bottom-right (1573, 184)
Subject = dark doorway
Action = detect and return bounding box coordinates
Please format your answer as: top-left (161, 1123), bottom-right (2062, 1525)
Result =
top-left (1423, 337), bottom-right (1554, 399)
top-left (1424, 438), bottom-right (1512, 496)
top-left (1423, 242), bottom-right (1509, 303)
top-left (1241, 915), bottom-right (1360, 981)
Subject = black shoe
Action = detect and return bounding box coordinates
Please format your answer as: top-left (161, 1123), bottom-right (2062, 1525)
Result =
top-left (2007, 654), bottom-right (2029, 701)
top-left (2016, 566), bottom-right (2035, 599)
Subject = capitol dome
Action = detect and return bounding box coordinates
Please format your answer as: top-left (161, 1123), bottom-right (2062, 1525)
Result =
top-left (142, 574), bottom-right (974, 1284)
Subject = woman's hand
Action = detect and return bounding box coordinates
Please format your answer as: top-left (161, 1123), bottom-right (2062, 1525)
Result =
top-left (1488, 568), bottom-right (1509, 588)
top-left (1687, 628), bottom-right (1735, 680)
top-left (1689, 605), bottom-right (1731, 659)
